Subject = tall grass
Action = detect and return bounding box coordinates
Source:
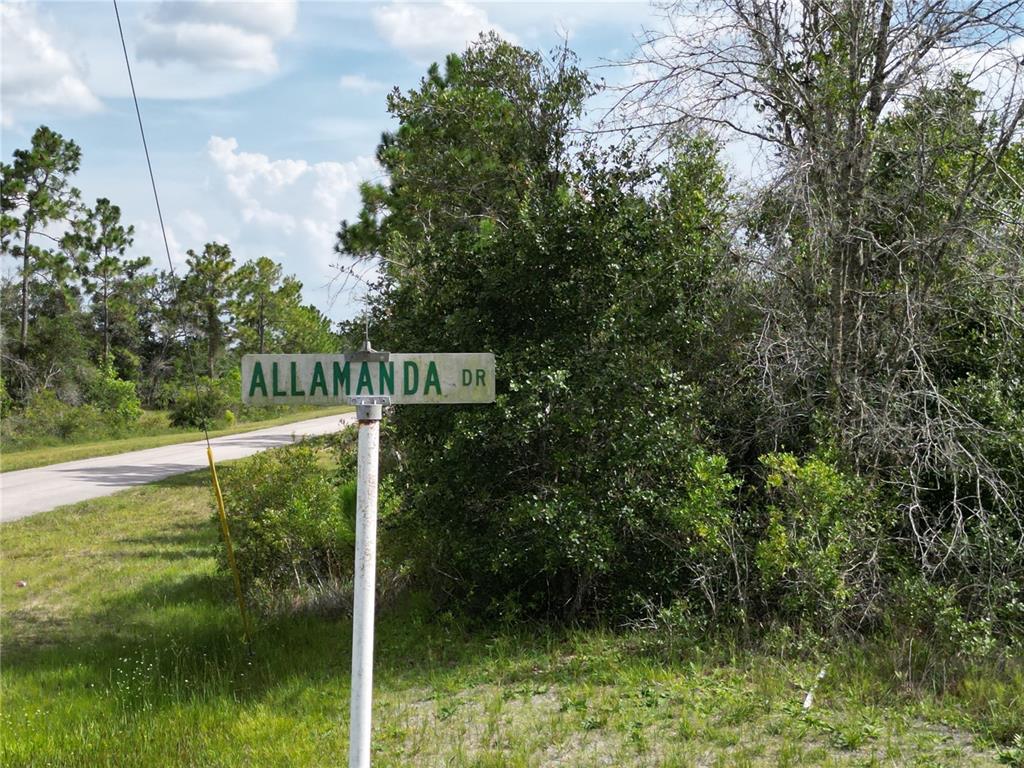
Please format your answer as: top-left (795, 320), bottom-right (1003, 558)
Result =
top-left (1, 468), bottom-right (1017, 766)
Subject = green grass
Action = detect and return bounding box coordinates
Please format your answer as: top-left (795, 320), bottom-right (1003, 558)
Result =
top-left (1, 472), bottom-right (1020, 767)
top-left (0, 406), bottom-right (353, 472)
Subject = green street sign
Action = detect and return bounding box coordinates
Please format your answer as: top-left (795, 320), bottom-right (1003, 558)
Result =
top-left (241, 353), bottom-right (495, 406)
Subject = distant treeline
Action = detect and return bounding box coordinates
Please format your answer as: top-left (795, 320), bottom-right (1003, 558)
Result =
top-left (0, 127), bottom-right (349, 436)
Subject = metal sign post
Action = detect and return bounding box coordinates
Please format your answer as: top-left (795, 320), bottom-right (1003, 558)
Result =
top-left (240, 342), bottom-right (494, 768)
top-left (348, 393), bottom-right (389, 768)
top-left (344, 339), bottom-right (391, 768)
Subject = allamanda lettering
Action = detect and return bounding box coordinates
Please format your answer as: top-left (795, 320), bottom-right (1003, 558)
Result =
top-left (248, 360), bottom-right (442, 398)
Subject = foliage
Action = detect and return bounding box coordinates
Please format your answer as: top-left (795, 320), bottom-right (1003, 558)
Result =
top-left (219, 444), bottom-right (352, 595)
top-left (13, 389), bottom-right (105, 441)
top-left (86, 359), bottom-right (142, 428)
top-left (167, 379), bottom-right (232, 429)
top-left (0, 125), bottom-right (338, 450)
top-left (65, 197), bottom-right (152, 367)
top-left (0, 125), bottom-right (82, 356)
top-left (218, 440), bottom-right (398, 606)
top-left (623, 4), bottom-right (1024, 642)
top-left (998, 734), bottom-right (1024, 767)
top-left (753, 452), bottom-right (884, 633)
top-left (279, 303), bottom-right (339, 354)
top-left (0, 376), bottom-right (12, 419)
top-left (229, 256), bottom-right (302, 354)
top-left (3, 478), bottom-right (1020, 765)
top-left (339, 37), bottom-right (737, 620)
top-left (177, 242), bottom-right (236, 378)
top-left (2, 17), bottom-right (1021, 663)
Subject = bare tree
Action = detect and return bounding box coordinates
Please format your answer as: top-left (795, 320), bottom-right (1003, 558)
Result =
top-left (621, 0), bottom-right (1024, 610)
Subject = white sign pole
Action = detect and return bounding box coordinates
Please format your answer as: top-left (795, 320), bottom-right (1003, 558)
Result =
top-left (348, 393), bottom-right (388, 768)
top-left (241, 342), bottom-right (494, 766)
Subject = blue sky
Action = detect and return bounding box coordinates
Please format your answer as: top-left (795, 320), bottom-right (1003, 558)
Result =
top-left (1, 1), bottom-right (664, 322)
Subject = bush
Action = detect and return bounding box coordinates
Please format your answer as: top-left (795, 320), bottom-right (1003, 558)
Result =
top-left (88, 361), bottom-right (142, 430)
top-left (218, 439), bottom-right (399, 611)
top-left (359, 136), bottom-right (735, 620)
top-left (0, 376), bottom-right (12, 419)
top-left (754, 452), bottom-right (886, 633)
top-left (14, 389), bottom-right (107, 441)
top-left (169, 381), bottom-right (231, 429)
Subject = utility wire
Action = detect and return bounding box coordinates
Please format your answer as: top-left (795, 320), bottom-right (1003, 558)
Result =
top-left (113, 0), bottom-right (252, 643)
top-left (112, 0), bottom-right (173, 278)
top-left (112, 0), bottom-right (212, 447)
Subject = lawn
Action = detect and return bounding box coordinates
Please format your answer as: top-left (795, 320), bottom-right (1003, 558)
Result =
top-left (1, 469), bottom-right (1020, 767)
top-left (0, 406), bottom-right (353, 472)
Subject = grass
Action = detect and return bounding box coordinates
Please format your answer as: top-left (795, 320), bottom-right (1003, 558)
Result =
top-left (1, 470), bottom-right (1021, 767)
top-left (0, 406), bottom-right (353, 472)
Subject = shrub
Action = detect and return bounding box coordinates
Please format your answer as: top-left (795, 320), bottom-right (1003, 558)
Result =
top-left (88, 361), bottom-right (142, 430)
top-left (218, 439), bottom-right (399, 611)
top-left (17, 389), bottom-right (106, 440)
top-left (754, 452), bottom-right (885, 633)
top-left (392, 372), bottom-right (740, 621)
top-left (0, 376), bottom-right (12, 419)
top-left (169, 381), bottom-right (231, 429)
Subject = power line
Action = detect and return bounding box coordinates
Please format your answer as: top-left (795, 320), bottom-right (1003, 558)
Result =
top-left (113, 0), bottom-right (251, 643)
top-left (112, 0), bottom-right (213, 444)
top-left (112, 0), bottom-right (175, 278)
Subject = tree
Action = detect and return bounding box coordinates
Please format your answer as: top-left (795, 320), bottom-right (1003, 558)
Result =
top-left (624, 1), bottom-right (1024, 619)
top-left (66, 197), bottom-right (151, 365)
top-left (337, 37), bottom-right (737, 619)
top-left (134, 270), bottom-right (178, 405)
top-left (278, 303), bottom-right (339, 354)
top-left (230, 256), bottom-right (303, 354)
top-left (0, 126), bottom-right (82, 350)
top-left (179, 243), bottom-right (235, 378)
top-left (337, 33), bottom-right (591, 276)
top-left (624, 0), bottom-right (1022, 412)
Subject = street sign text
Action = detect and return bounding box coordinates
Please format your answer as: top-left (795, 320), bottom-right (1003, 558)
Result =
top-left (241, 353), bottom-right (495, 406)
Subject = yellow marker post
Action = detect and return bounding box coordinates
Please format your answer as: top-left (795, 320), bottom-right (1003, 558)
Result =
top-left (207, 446), bottom-right (253, 642)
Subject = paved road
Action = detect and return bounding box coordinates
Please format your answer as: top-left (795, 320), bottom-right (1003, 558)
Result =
top-left (0, 413), bottom-right (356, 523)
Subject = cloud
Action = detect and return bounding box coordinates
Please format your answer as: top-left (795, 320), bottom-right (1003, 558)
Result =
top-left (135, 219), bottom-right (188, 271)
top-left (372, 0), bottom-right (515, 62)
top-left (205, 136), bottom-right (382, 311)
top-left (136, 0), bottom-right (297, 74)
top-left (0, 4), bottom-right (102, 126)
top-left (149, 1), bottom-right (297, 37)
top-left (339, 74), bottom-right (390, 94)
top-left (206, 135), bottom-right (379, 272)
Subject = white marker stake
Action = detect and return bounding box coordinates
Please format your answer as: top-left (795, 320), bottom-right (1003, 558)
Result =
top-left (349, 396), bottom-right (386, 768)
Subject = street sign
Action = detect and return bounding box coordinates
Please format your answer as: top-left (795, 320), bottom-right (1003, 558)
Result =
top-left (240, 353), bottom-right (495, 406)
top-left (240, 344), bottom-right (496, 768)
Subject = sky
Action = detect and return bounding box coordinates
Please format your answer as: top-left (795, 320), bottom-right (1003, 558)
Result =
top-left (1, 0), bottom-right (666, 323)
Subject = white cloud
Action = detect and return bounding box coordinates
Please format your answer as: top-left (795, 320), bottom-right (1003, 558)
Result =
top-left (339, 74), bottom-right (390, 94)
top-left (136, 219), bottom-right (188, 271)
top-left (176, 208), bottom-right (230, 249)
top-left (0, 4), bottom-right (102, 126)
top-left (206, 135), bottom-right (379, 274)
top-left (372, 0), bottom-right (515, 62)
top-left (149, 1), bottom-right (297, 37)
top-left (136, 0), bottom-right (297, 74)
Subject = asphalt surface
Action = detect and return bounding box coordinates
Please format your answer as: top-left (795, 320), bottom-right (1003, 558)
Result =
top-left (0, 412), bottom-right (356, 523)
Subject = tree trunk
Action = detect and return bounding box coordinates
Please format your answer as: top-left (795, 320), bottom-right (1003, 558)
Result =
top-left (102, 280), bottom-right (110, 364)
top-left (207, 308), bottom-right (217, 378)
top-left (258, 297), bottom-right (265, 354)
top-left (20, 227), bottom-right (30, 349)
